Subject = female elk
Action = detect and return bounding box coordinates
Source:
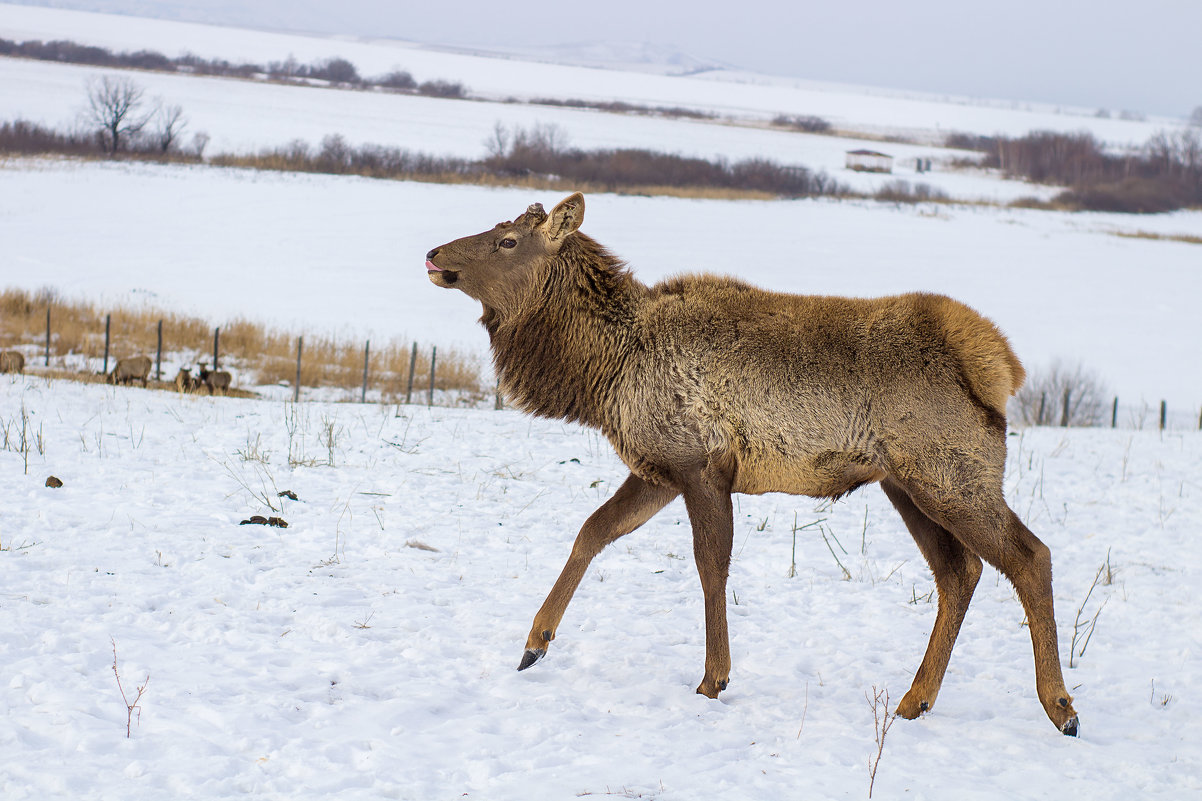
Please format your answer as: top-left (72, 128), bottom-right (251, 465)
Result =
top-left (425, 193), bottom-right (1079, 735)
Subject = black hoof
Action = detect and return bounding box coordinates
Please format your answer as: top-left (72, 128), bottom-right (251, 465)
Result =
top-left (1061, 716), bottom-right (1079, 737)
top-left (517, 648), bottom-right (545, 671)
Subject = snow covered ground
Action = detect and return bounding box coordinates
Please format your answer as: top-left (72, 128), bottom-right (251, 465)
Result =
top-left (2, 374), bottom-right (1199, 799)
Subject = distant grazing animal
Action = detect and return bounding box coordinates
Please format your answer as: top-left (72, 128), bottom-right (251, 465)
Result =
top-left (0, 350), bottom-right (24, 374)
top-left (197, 364), bottom-right (232, 395)
top-left (426, 193), bottom-right (1080, 736)
top-left (174, 367), bottom-right (198, 393)
top-left (107, 355), bottom-right (151, 386)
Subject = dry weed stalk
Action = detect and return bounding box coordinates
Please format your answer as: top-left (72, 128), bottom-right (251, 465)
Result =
top-left (1069, 552), bottom-right (1112, 668)
top-left (110, 637), bottom-right (149, 738)
top-left (866, 685), bottom-right (897, 798)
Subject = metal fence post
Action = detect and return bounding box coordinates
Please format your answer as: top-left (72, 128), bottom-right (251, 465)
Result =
top-left (293, 336), bottom-right (303, 403)
top-left (427, 346), bottom-right (437, 407)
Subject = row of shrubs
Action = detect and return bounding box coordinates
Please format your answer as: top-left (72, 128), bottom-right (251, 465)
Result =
top-left (0, 37), bottom-right (467, 99)
top-left (221, 126), bottom-right (849, 198)
top-left (2, 115), bottom-right (851, 199)
top-left (946, 129), bottom-right (1202, 213)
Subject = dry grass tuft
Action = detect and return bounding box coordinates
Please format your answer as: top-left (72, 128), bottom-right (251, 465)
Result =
top-left (1111, 230), bottom-right (1202, 245)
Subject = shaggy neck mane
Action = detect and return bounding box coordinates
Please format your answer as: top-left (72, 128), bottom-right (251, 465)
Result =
top-left (482, 232), bottom-right (644, 430)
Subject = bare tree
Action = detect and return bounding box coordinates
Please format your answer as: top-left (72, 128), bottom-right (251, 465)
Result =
top-left (85, 75), bottom-right (155, 154)
top-left (154, 103), bottom-right (187, 153)
top-left (1189, 106), bottom-right (1202, 128)
top-left (190, 131), bottom-right (211, 159)
top-left (484, 121), bottom-right (510, 159)
top-left (1011, 360), bottom-right (1109, 427)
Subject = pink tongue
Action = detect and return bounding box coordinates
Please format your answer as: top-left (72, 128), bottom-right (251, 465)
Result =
top-left (425, 260), bottom-right (442, 272)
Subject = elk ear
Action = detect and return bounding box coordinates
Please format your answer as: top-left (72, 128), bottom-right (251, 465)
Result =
top-left (542, 193), bottom-right (585, 243)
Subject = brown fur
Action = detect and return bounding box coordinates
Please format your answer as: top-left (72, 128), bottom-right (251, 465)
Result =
top-left (197, 365), bottom-right (232, 395)
top-left (426, 193), bottom-right (1078, 735)
top-left (107, 355), bottom-right (151, 386)
top-left (174, 367), bottom-right (197, 393)
top-left (0, 350), bottom-right (25, 374)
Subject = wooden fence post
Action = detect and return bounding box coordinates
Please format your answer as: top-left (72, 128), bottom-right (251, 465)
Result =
top-left (293, 336), bottom-right (303, 403)
top-left (213, 327), bottom-right (220, 370)
top-left (1159, 400), bottom-right (1167, 430)
top-left (155, 319), bottom-right (163, 381)
top-left (1198, 406), bottom-right (1202, 431)
top-left (495, 383), bottom-right (503, 410)
top-left (428, 346), bottom-right (437, 407)
top-left (405, 342), bottom-right (418, 404)
top-left (1060, 387), bottom-right (1071, 427)
top-left (1111, 396), bottom-right (1118, 429)
top-left (44, 307), bottom-right (50, 367)
top-left (1037, 392), bottom-right (1046, 426)
top-left (103, 313), bottom-right (111, 374)
top-left (361, 339), bottom-right (370, 403)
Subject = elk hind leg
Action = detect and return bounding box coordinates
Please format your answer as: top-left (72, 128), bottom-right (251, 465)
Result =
top-left (881, 479), bottom-right (982, 719)
top-left (901, 477), bottom-right (1079, 735)
top-left (519, 472), bottom-right (678, 670)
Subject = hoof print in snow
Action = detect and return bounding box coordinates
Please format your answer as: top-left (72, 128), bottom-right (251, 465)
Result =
top-left (45, 475), bottom-right (63, 488)
top-left (278, 490), bottom-right (299, 501)
top-left (240, 515), bottom-right (289, 528)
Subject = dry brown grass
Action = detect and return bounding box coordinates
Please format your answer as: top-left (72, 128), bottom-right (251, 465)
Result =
top-left (0, 286), bottom-right (485, 399)
top-left (1111, 230), bottom-right (1202, 245)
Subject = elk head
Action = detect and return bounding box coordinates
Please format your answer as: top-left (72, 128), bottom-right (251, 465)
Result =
top-left (425, 193), bottom-right (585, 311)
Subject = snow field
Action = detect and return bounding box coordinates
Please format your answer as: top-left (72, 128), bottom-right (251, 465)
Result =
top-left (2, 374), bottom-right (1199, 799)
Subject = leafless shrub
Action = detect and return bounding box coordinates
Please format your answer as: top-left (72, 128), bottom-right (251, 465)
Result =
top-left (154, 103), bottom-right (187, 152)
top-left (534, 97), bottom-right (716, 120)
top-left (417, 80), bottom-right (466, 99)
top-left (1011, 361), bottom-right (1109, 427)
top-left (376, 69), bottom-right (417, 91)
top-left (0, 119), bottom-right (101, 156)
top-left (771, 114), bottom-right (832, 133)
top-left (866, 686), bottom-right (897, 799)
top-left (872, 180), bottom-right (949, 203)
top-left (111, 638), bottom-right (149, 738)
top-left (309, 57), bottom-right (360, 85)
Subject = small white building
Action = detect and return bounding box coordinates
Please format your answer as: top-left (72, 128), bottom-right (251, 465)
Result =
top-left (845, 149), bottom-right (893, 173)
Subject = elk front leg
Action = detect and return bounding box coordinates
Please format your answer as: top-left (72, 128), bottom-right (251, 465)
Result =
top-left (681, 467), bottom-right (735, 698)
top-left (518, 472), bottom-right (678, 670)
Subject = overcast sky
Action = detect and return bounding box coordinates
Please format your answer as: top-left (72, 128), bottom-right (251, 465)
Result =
top-left (13, 0), bottom-right (1202, 117)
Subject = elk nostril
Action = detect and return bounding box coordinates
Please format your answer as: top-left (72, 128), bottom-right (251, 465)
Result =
top-left (426, 248), bottom-right (439, 260)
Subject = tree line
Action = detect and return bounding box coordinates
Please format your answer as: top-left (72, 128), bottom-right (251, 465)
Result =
top-left (0, 36), bottom-right (466, 98)
top-left (946, 129), bottom-right (1202, 213)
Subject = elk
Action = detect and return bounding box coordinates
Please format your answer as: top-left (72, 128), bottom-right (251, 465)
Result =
top-left (425, 193), bottom-right (1079, 735)
top-left (107, 355), bottom-right (151, 386)
top-left (0, 350), bottom-right (25, 374)
top-left (197, 364), bottom-right (232, 395)
top-left (174, 367), bottom-right (196, 393)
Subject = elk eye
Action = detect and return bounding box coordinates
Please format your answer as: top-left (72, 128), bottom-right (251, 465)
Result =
top-left (500, 238), bottom-right (517, 249)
